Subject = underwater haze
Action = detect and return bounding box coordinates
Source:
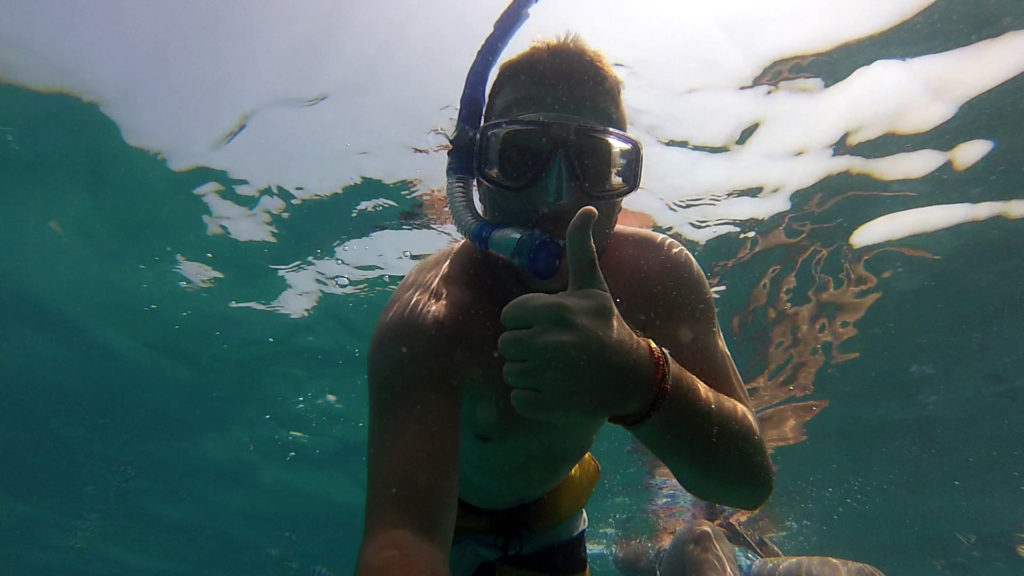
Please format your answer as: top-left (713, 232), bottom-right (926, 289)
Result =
top-left (1, 1), bottom-right (1022, 575)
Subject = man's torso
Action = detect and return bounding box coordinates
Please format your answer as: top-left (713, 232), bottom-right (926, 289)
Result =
top-left (379, 226), bottom-right (693, 510)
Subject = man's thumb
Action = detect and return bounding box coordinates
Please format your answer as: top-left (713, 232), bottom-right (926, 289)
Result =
top-left (566, 206), bottom-right (610, 292)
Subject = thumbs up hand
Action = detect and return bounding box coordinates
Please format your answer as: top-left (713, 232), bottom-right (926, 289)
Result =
top-left (498, 206), bottom-right (652, 422)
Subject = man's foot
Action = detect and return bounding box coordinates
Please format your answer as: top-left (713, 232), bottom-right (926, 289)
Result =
top-left (659, 519), bottom-right (741, 576)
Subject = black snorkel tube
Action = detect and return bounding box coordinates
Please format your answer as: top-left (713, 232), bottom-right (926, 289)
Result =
top-left (446, 0), bottom-right (563, 280)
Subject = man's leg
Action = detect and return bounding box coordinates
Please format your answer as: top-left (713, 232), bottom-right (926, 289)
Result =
top-left (655, 520), bottom-right (889, 576)
top-left (748, 556), bottom-right (886, 576)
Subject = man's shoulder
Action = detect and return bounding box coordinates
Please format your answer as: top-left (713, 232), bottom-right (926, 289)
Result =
top-left (398, 242), bottom-right (460, 287)
top-left (607, 226), bottom-right (700, 278)
top-left (377, 241), bottom-right (485, 333)
top-left (605, 227), bottom-right (718, 335)
top-left (370, 241), bottom-right (495, 375)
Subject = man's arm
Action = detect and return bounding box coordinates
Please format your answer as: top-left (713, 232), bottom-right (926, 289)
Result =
top-left (498, 209), bottom-right (771, 509)
top-left (611, 231), bottom-right (772, 510)
top-left (356, 313), bottom-right (462, 576)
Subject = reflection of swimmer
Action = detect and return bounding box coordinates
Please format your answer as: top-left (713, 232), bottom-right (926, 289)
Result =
top-left (356, 3), bottom-right (772, 575)
top-left (614, 457), bottom-right (887, 576)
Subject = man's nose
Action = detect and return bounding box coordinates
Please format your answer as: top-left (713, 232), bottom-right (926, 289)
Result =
top-left (539, 151), bottom-right (571, 206)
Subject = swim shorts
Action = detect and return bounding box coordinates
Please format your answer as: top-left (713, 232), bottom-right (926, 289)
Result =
top-left (450, 453), bottom-right (600, 576)
top-left (450, 509), bottom-right (589, 576)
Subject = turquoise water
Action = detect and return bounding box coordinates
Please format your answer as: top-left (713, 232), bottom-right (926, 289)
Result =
top-left (2, 3), bottom-right (1024, 575)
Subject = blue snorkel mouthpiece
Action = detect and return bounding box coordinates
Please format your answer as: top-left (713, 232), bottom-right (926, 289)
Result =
top-left (446, 0), bottom-right (563, 280)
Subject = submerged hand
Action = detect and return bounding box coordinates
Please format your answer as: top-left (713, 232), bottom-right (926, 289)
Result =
top-left (498, 207), bottom-right (650, 421)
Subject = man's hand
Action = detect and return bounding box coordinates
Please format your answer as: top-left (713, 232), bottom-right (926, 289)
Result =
top-left (498, 206), bottom-right (652, 421)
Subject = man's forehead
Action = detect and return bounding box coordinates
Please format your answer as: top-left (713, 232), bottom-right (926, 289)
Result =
top-left (489, 85), bottom-right (620, 127)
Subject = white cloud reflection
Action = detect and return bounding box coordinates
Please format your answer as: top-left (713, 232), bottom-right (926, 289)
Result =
top-left (850, 200), bottom-right (1024, 248)
top-left (174, 254), bottom-right (225, 289)
top-left (192, 182), bottom-right (287, 242)
top-left (2, 0), bottom-right (1022, 316)
top-left (230, 227), bottom-right (458, 318)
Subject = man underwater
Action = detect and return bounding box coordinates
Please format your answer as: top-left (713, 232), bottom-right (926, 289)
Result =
top-left (356, 35), bottom-right (773, 576)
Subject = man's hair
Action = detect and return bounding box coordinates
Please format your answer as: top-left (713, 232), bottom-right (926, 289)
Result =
top-left (484, 34), bottom-right (627, 130)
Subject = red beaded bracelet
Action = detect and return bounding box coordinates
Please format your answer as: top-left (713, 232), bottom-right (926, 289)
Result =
top-left (608, 338), bottom-right (671, 427)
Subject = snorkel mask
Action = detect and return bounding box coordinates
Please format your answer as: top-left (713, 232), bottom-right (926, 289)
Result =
top-left (476, 117), bottom-right (642, 200)
top-left (446, 0), bottom-right (561, 279)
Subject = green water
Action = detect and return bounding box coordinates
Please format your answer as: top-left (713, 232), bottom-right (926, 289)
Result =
top-left (2, 10), bottom-right (1024, 575)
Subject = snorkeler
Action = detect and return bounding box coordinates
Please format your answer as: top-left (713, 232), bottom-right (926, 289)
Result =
top-left (355, 2), bottom-right (772, 574)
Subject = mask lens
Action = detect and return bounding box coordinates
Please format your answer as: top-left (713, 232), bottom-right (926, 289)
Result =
top-left (571, 131), bottom-right (641, 199)
top-left (479, 125), bottom-right (554, 189)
